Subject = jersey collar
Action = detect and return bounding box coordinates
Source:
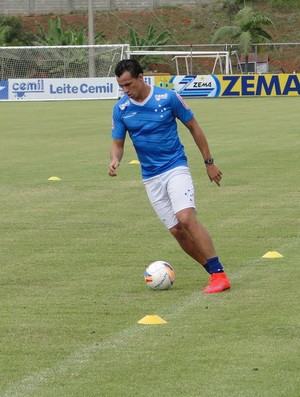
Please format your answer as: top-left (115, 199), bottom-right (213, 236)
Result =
top-left (130, 85), bottom-right (153, 106)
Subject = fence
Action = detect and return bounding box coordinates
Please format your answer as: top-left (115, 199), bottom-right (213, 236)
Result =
top-left (0, 0), bottom-right (217, 16)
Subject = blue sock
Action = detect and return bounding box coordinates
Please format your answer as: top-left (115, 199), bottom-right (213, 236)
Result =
top-left (204, 256), bottom-right (224, 274)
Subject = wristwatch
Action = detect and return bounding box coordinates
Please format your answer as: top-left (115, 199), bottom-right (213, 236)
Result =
top-left (204, 158), bottom-right (214, 165)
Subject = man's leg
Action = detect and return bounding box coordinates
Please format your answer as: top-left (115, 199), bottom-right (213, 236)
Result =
top-left (170, 208), bottom-right (216, 265)
top-left (169, 208), bottom-right (230, 293)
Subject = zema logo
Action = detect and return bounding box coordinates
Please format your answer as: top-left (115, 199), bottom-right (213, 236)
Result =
top-left (0, 81), bottom-right (9, 100)
top-left (168, 75), bottom-right (221, 98)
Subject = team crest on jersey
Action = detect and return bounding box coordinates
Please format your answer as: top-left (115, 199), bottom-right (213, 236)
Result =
top-left (155, 93), bottom-right (168, 101)
top-left (119, 100), bottom-right (130, 110)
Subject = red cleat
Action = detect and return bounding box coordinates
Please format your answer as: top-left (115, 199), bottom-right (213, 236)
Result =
top-left (203, 272), bottom-right (231, 294)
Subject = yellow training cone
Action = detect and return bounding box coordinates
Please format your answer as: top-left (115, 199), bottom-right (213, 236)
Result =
top-left (137, 315), bottom-right (167, 325)
top-left (129, 160), bottom-right (140, 165)
top-left (262, 251), bottom-right (283, 259)
top-left (48, 176), bottom-right (61, 181)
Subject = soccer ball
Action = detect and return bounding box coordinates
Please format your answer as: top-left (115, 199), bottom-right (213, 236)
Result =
top-left (144, 261), bottom-right (175, 290)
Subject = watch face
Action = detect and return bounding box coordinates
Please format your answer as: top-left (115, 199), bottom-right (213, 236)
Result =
top-left (205, 158), bottom-right (214, 164)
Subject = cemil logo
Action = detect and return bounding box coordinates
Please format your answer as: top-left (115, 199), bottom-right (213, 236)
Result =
top-left (12, 79), bottom-right (45, 99)
top-left (0, 81), bottom-right (9, 100)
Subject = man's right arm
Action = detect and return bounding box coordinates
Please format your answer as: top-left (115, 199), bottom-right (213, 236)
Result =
top-left (108, 139), bottom-right (125, 177)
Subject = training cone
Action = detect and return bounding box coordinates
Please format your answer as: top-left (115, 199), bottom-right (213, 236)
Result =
top-left (137, 315), bottom-right (167, 325)
top-left (48, 176), bottom-right (61, 181)
top-left (129, 160), bottom-right (140, 165)
top-left (262, 251), bottom-right (283, 259)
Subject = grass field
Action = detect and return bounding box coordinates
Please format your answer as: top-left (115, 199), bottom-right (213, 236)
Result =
top-left (1, 97), bottom-right (299, 397)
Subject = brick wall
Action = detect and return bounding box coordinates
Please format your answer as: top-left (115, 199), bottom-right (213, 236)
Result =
top-left (0, 0), bottom-right (216, 16)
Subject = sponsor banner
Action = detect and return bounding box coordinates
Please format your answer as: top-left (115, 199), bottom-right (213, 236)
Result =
top-left (218, 74), bottom-right (300, 97)
top-left (153, 75), bottom-right (220, 97)
top-left (0, 81), bottom-right (9, 100)
top-left (7, 78), bottom-right (118, 100)
top-left (1, 75), bottom-right (299, 100)
top-left (152, 74), bottom-right (300, 97)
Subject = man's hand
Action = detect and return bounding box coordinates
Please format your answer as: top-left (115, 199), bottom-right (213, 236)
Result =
top-left (206, 164), bottom-right (223, 186)
top-left (108, 159), bottom-right (120, 177)
top-left (108, 139), bottom-right (124, 177)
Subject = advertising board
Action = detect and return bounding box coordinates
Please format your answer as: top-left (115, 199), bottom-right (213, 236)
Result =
top-left (154, 74), bottom-right (300, 97)
top-left (0, 78), bottom-right (118, 101)
top-left (1, 74), bottom-right (299, 101)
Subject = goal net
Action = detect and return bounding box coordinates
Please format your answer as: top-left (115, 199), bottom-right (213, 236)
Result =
top-left (0, 44), bottom-right (130, 80)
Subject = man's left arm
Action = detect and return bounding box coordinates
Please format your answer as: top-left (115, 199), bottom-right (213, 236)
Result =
top-left (185, 117), bottom-right (223, 187)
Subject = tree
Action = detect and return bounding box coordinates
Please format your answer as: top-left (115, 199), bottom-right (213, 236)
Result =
top-left (125, 25), bottom-right (170, 48)
top-left (219, 0), bottom-right (241, 25)
top-left (0, 15), bottom-right (35, 45)
top-left (119, 25), bottom-right (170, 69)
top-left (34, 16), bottom-right (104, 46)
top-left (0, 25), bottom-right (11, 46)
top-left (32, 17), bottom-right (105, 78)
top-left (212, 6), bottom-right (273, 72)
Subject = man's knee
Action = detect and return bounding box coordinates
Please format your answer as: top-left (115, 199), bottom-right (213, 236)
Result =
top-left (169, 223), bottom-right (181, 238)
top-left (176, 208), bottom-right (196, 228)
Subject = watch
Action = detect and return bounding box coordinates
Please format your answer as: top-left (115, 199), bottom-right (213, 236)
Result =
top-left (204, 158), bottom-right (214, 165)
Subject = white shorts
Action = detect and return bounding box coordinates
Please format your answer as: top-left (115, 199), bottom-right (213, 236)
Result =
top-left (143, 166), bottom-right (196, 229)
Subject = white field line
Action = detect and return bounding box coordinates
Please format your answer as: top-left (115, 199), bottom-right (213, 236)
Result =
top-left (2, 242), bottom-right (293, 397)
top-left (1, 271), bottom-right (247, 396)
top-left (3, 325), bottom-right (149, 397)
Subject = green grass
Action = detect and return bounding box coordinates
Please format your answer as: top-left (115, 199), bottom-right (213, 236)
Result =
top-left (0, 97), bottom-right (299, 397)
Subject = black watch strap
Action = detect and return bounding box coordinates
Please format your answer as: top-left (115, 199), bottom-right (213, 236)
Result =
top-left (204, 158), bottom-right (214, 165)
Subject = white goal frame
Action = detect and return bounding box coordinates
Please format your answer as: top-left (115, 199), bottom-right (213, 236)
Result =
top-left (130, 50), bottom-right (232, 75)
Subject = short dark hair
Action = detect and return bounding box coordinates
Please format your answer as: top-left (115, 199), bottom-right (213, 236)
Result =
top-left (115, 59), bottom-right (144, 78)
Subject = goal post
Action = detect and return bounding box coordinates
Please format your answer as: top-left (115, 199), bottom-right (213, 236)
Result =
top-left (130, 50), bottom-right (232, 75)
top-left (0, 44), bottom-right (130, 80)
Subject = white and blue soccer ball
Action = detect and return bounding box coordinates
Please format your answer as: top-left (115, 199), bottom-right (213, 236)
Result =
top-left (144, 261), bottom-right (175, 290)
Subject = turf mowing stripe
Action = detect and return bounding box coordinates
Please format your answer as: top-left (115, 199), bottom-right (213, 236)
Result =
top-left (2, 281), bottom-right (241, 395)
top-left (3, 237), bottom-right (294, 397)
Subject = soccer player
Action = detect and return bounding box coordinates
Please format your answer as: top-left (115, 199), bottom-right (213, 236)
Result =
top-left (108, 59), bottom-right (230, 294)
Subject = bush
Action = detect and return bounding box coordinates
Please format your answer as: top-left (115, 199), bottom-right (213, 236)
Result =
top-left (0, 15), bottom-right (35, 45)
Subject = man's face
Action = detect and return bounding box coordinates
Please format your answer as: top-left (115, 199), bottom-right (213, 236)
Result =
top-left (116, 71), bottom-right (144, 101)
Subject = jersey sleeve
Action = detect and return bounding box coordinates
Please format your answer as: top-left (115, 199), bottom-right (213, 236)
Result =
top-left (170, 91), bottom-right (194, 124)
top-left (112, 103), bottom-right (127, 140)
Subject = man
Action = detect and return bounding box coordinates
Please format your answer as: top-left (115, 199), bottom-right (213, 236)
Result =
top-left (108, 59), bottom-right (230, 294)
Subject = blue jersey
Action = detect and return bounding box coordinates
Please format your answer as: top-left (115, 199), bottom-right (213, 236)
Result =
top-left (112, 86), bottom-right (194, 179)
